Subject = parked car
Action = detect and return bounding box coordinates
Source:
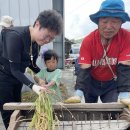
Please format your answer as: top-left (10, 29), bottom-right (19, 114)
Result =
top-left (69, 43), bottom-right (81, 64)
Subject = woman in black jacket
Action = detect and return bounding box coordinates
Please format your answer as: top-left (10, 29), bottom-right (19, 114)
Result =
top-left (0, 9), bottom-right (63, 129)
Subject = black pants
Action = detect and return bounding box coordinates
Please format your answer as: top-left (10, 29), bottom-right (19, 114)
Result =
top-left (0, 72), bottom-right (22, 129)
top-left (84, 77), bottom-right (119, 103)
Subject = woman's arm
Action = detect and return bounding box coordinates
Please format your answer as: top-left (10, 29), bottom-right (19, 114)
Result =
top-left (10, 62), bottom-right (34, 88)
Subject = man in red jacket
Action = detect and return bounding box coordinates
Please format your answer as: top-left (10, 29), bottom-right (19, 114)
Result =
top-left (66, 0), bottom-right (130, 103)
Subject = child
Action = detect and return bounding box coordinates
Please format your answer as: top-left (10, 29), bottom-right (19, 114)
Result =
top-left (35, 49), bottom-right (62, 103)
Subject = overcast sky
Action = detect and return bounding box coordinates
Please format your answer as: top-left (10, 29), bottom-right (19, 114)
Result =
top-left (65, 0), bottom-right (130, 40)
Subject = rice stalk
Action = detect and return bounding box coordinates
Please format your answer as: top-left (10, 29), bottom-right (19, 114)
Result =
top-left (28, 92), bottom-right (59, 130)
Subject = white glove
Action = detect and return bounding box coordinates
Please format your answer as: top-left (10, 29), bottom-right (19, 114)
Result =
top-left (75, 89), bottom-right (84, 98)
top-left (64, 90), bottom-right (84, 103)
top-left (32, 84), bottom-right (42, 95)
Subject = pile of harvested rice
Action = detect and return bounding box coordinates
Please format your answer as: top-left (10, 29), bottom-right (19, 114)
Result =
top-left (22, 83), bottom-right (68, 102)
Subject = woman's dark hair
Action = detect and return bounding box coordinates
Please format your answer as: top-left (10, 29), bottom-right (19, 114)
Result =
top-left (42, 49), bottom-right (59, 63)
top-left (34, 9), bottom-right (63, 35)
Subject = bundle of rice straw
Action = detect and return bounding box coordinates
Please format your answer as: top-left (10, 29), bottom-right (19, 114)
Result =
top-left (28, 92), bottom-right (59, 130)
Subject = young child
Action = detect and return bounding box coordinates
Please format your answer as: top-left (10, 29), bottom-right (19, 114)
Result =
top-left (35, 49), bottom-right (62, 103)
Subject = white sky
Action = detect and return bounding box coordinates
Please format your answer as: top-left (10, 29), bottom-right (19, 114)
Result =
top-left (65, 0), bottom-right (130, 39)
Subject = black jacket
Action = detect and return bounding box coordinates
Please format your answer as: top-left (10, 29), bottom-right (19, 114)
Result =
top-left (117, 63), bottom-right (130, 92)
top-left (0, 26), bottom-right (40, 87)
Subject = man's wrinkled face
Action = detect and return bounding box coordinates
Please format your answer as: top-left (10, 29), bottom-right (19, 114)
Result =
top-left (98, 17), bottom-right (122, 39)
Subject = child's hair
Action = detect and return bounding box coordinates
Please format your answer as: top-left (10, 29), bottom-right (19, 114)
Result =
top-left (42, 49), bottom-right (59, 63)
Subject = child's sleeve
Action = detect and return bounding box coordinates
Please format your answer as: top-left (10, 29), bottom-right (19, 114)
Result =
top-left (51, 69), bottom-right (62, 86)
